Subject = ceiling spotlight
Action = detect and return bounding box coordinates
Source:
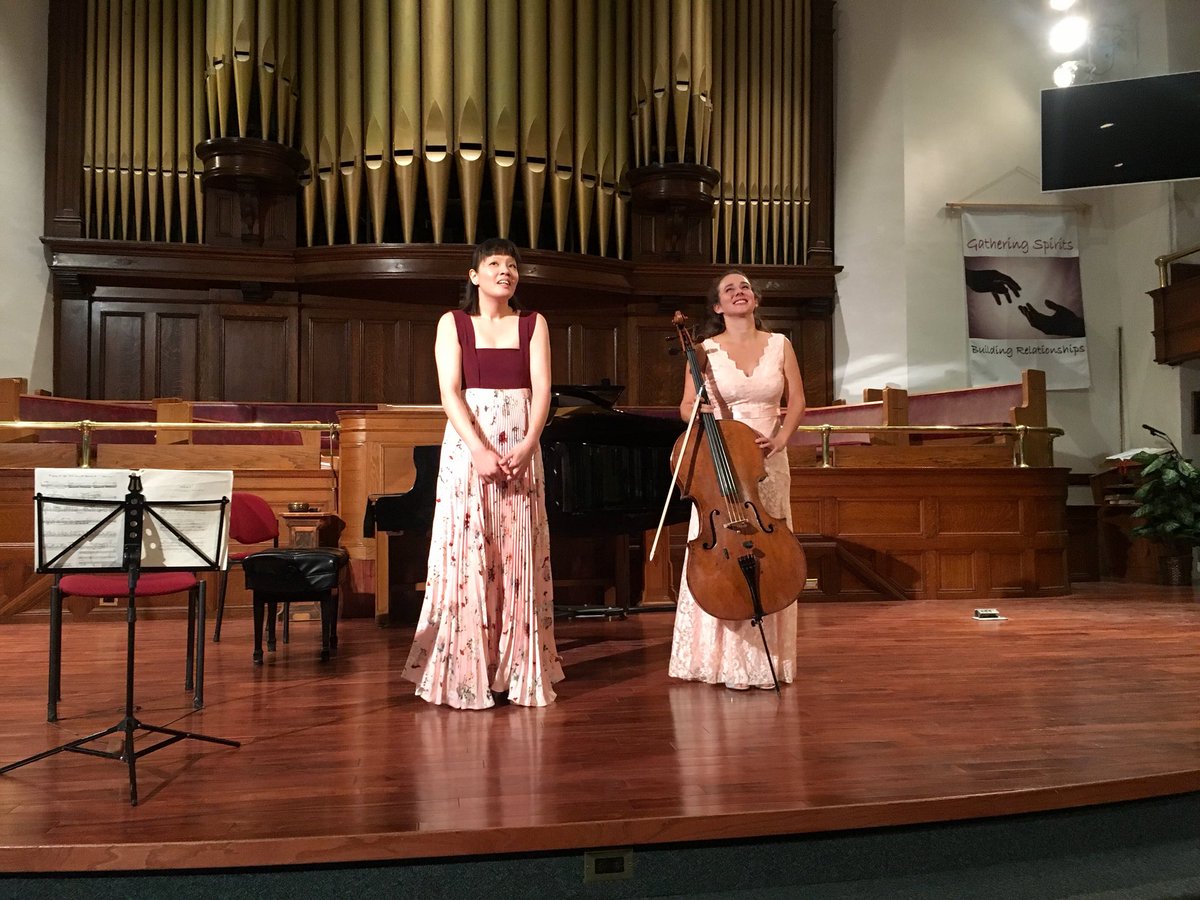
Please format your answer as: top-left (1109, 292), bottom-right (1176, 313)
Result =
top-left (1049, 0), bottom-right (1077, 10)
top-left (1053, 59), bottom-right (1095, 87)
top-left (1049, 15), bottom-right (1090, 53)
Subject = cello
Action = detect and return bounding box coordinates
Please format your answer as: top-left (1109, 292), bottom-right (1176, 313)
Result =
top-left (664, 310), bottom-right (807, 683)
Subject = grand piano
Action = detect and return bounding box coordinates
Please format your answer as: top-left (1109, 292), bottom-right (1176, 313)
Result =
top-left (360, 385), bottom-right (690, 621)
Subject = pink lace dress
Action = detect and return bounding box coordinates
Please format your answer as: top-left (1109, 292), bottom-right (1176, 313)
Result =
top-left (668, 331), bottom-right (799, 686)
top-left (404, 309), bottom-right (563, 709)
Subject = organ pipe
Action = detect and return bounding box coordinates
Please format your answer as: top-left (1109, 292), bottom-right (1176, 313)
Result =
top-left (454, 0), bottom-right (486, 245)
top-left (82, 0), bottom-right (97, 237)
top-left (390, 0), bottom-right (421, 244)
top-left (363, 0), bottom-right (389, 244)
top-left (487, 0), bottom-right (518, 240)
top-left (421, 0), bottom-right (453, 244)
top-left (338, 0), bottom-right (363, 244)
top-left (74, 1), bottom-right (819, 264)
top-left (574, 0), bottom-right (597, 252)
top-left (547, 0), bottom-right (573, 251)
top-left (518, 0), bottom-right (548, 248)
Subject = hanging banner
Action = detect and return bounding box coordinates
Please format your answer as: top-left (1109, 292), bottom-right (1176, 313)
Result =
top-left (962, 209), bottom-right (1089, 389)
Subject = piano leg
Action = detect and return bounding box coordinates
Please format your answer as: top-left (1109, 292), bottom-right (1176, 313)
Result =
top-left (375, 532), bottom-right (392, 626)
top-left (615, 534), bottom-right (631, 616)
top-left (375, 529), bottom-right (434, 627)
top-left (556, 534), bottom-right (633, 620)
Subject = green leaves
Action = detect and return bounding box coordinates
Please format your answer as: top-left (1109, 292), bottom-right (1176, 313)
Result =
top-left (1130, 449), bottom-right (1200, 548)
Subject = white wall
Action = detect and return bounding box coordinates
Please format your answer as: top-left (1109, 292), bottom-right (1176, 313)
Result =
top-left (834, 0), bottom-right (1191, 472)
top-left (0, 2), bottom-right (50, 391)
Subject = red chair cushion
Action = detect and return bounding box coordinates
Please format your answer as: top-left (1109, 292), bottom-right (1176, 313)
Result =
top-left (59, 571), bottom-right (198, 598)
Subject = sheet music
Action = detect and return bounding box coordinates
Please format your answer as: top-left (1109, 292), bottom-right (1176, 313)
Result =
top-left (33, 469), bottom-right (127, 570)
top-left (34, 468), bottom-right (233, 572)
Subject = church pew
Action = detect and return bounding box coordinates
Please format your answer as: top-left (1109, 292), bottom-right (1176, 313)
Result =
top-left (872, 369), bottom-right (1051, 466)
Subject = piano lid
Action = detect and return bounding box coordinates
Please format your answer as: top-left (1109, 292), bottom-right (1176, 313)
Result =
top-left (550, 380), bottom-right (624, 410)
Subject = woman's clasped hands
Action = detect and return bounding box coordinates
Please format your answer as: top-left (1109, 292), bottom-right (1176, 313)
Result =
top-left (471, 439), bottom-right (536, 485)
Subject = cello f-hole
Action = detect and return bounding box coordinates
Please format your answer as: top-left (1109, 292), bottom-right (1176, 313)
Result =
top-left (744, 500), bottom-right (776, 533)
top-left (702, 508), bottom-right (722, 550)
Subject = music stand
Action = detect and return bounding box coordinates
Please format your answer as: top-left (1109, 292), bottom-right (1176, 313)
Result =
top-left (0, 468), bottom-right (241, 805)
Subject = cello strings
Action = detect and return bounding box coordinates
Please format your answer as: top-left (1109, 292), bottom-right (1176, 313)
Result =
top-left (702, 411), bottom-right (741, 524)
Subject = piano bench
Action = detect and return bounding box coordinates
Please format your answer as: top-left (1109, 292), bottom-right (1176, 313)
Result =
top-left (241, 548), bottom-right (348, 664)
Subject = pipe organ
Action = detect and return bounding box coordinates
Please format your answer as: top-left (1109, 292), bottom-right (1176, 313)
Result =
top-left (74, 0), bottom-right (820, 265)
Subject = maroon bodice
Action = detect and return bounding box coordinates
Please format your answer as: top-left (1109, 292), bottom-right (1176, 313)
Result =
top-left (453, 309), bottom-right (536, 390)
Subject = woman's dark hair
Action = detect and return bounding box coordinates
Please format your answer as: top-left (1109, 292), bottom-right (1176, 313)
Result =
top-left (460, 237), bottom-right (524, 314)
top-left (696, 270), bottom-right (766, 338)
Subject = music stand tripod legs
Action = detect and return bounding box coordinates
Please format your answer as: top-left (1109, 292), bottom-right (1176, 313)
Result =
top-left (2, 472), bottom-right (240, 806)
top-left (2, 575), bottom-right (239, 805)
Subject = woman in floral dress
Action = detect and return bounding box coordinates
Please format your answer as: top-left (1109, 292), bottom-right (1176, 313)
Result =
top-left (668, 271), bottom-right (807, 690)
top-left (405, 238), bottom-right (562, 709)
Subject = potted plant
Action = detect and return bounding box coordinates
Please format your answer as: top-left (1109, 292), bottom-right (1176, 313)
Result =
top-left (1130, 428), bottom-right (1200, 585)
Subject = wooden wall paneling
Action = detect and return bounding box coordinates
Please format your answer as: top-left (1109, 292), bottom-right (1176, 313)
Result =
top-left (410, 319), bottom-right (441, 403)
top-left (881, 550), bottom-right (924, 594)
top-left (154, 311), bottom-right (202, 398)
top-left (547, 320), bottom-right (572, 386)
top-left (939, 496), bottom-right (1021, 534)
top-left (836, 498), bottom-right (924, 537)
top-left (54, 287), bottom-right (91, 399)
top-left (44, 243), bottom-right (838, 405)
top-left (304, 290), bottom-right (448, 405)
top-left (358, 319), bottom-right (411, 404)
top-left (1035, 547), bottom-right (1070, 591)
top-left (789, 466), bottom-right (1070, 600)
top-left (91, 306), bottom-right (147, 400)
top-left (938, 551), bottom-right (978, 593)
top-left (299, 296), bottom-right (443, 404)
top-left (575, 321), bottom-right (623, 387)
top-left (627, 317), bottom-right (688, 407)
top-left (302, 314), bottom-right (357, 402)
top-left (797, 315), bottom-right (833, 407)
top-left (88, 290), bottom-right (209, 400)
top-left (212, 301), bottom-right (298, 401)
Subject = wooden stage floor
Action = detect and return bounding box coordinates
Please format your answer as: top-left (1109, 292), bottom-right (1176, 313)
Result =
top-left (2, 583), bottom-right (1200, 873)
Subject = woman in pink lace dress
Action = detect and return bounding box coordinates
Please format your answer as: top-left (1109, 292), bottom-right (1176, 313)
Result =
top-left (668, 271), bottom-right (807, 690)
top-left (405, 238), bottom-right (563, 709)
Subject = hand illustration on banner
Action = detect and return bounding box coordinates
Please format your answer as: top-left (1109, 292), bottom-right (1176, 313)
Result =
top-left (961, 209), bottom-right (1089, 389)
top-left (1018, 300), bottom-right (1085, 338)
top-left (965, 268), bottom-right (1022, 305)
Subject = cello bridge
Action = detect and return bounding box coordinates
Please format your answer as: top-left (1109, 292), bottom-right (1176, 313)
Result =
top-left (723, 518), bottom-right (753, 534)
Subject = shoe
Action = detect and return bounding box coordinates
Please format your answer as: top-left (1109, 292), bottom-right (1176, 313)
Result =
top-left (753, 683), bottom-right (776, 691)
top-left (724, 681), bottom-right (750, 691)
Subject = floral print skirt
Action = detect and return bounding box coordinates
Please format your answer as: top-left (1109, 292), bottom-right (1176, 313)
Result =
top-left (404, 388), bottom-right (562, 709)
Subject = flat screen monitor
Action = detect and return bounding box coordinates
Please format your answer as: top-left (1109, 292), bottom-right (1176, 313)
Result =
top-left (1041, 70), bottom-right (1200, 191)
